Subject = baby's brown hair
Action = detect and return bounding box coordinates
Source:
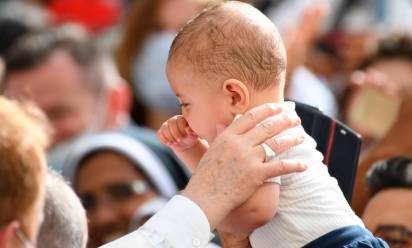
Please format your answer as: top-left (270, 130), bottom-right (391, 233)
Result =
top-left (168, 1), bottom-right (286, 91)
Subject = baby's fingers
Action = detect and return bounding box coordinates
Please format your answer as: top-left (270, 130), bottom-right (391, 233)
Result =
top-left (158, 122), bottom-right (175, 146)
top-left (176, 116), bottom-right (191, 136)
top-left (157, 129), bottom-right (169, 145)
top-left (169, 118), bottom-right (186, 142)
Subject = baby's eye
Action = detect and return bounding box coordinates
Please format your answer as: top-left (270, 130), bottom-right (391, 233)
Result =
top-left (180, 103), bottom-right (189, 108)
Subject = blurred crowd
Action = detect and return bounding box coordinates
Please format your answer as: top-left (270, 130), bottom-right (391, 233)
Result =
top-left (0, 0), bottom-right (411, 247)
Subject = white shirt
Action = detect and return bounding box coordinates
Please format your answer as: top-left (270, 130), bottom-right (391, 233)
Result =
top-left (249, 103), bottom-right (364, 248)
top-left (101, 195), bottom-right (215, 248)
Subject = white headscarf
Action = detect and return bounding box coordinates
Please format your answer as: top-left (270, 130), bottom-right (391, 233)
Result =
top-left (62, 132), bottom-right (178, 198)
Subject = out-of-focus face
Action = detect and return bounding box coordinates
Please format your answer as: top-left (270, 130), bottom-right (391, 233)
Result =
top-left (157, 0), bottom-right (204, 31)
top-left (76, 151), bottom-right (158, 248)
top-left (167, 61), bottom-right (234, 143)
top-left (5, 51), bottom-right (100, 147)
top-left (338, 31), bottom-right (376, 71)
top-left (362, 189), bottom-right (412, 248)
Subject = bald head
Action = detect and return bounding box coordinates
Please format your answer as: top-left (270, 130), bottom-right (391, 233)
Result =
top-left (168, 1), bottom-right (286, 91)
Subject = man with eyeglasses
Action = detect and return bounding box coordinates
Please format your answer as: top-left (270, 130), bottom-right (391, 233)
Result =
top-left (362, 157), bottom-right (412, 248)
top-left (0, 96), bottom-right (49, 248)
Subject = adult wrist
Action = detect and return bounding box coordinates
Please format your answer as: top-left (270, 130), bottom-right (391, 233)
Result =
top-left (181, 185), bottom-right (231, 230)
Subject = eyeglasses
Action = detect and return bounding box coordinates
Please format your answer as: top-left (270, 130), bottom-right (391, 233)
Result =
top-left (374, 225), bottom-right (412, 248)
top-left (16, 227), bottom-right (34, 248)
top-left (79, 180), bottom-right (150, 211)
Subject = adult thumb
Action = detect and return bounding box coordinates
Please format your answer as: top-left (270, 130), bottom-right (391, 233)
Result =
top-left (263, 160), bottom-right (307, 179)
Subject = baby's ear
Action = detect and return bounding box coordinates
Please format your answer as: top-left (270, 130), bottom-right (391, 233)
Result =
top-left (222, 79), bottom-right (250, 114)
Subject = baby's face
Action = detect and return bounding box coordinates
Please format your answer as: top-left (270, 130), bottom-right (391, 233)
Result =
top-left (167, 62), bottom-right (234, 143)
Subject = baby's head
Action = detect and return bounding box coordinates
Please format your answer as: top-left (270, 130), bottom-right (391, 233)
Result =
top-left (167, 1), bottom-right (286, 142)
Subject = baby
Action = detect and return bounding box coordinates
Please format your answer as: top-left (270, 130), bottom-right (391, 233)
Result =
top-left (158, 2), bottom-right (388, 248)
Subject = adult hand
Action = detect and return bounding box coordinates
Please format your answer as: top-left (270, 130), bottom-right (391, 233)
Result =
top-left (181, 103), bottom-right (307, 230)
top-left (350, 69), bottom-right (411, 98)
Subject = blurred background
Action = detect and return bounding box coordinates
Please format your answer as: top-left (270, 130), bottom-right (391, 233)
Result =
top-left (1, 0), bottom-right (412, 247)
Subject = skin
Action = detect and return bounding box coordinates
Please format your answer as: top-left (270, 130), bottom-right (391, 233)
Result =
top-left (363, 189), bottom-right (412, 231)
top-left (157, 55), bottom-right (304, 237)
top-left (338, 32), bottom-right (377, 72)
top-left (156, 0), bottom-right (205, 32)
top-left (5, 51), bottom-right (102, 147)
top-left (369, 59), bottom-right (412, 97)
top-left (362, 189), bottom-right (412, 247)
top-left (0, 222), bottom-right (28, 248)
top-left (76, 152), bottom-right (158, 248)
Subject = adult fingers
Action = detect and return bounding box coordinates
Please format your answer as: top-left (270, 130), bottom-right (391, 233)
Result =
top-left (226, 103), bottom-right (281, 135)
top-left (263, 127), bottom-right (305, 155)
top-left (261, 159), bottom-right (307, 180)
top-left (245, 113), bottom-right (301, 146)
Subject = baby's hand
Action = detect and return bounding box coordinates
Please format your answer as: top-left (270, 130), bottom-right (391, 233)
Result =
top-left (157, 115), bottom-right (200, 152)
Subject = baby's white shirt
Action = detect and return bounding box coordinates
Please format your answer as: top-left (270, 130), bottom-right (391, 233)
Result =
top-left (249, 102), bottom-right (364, 248)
